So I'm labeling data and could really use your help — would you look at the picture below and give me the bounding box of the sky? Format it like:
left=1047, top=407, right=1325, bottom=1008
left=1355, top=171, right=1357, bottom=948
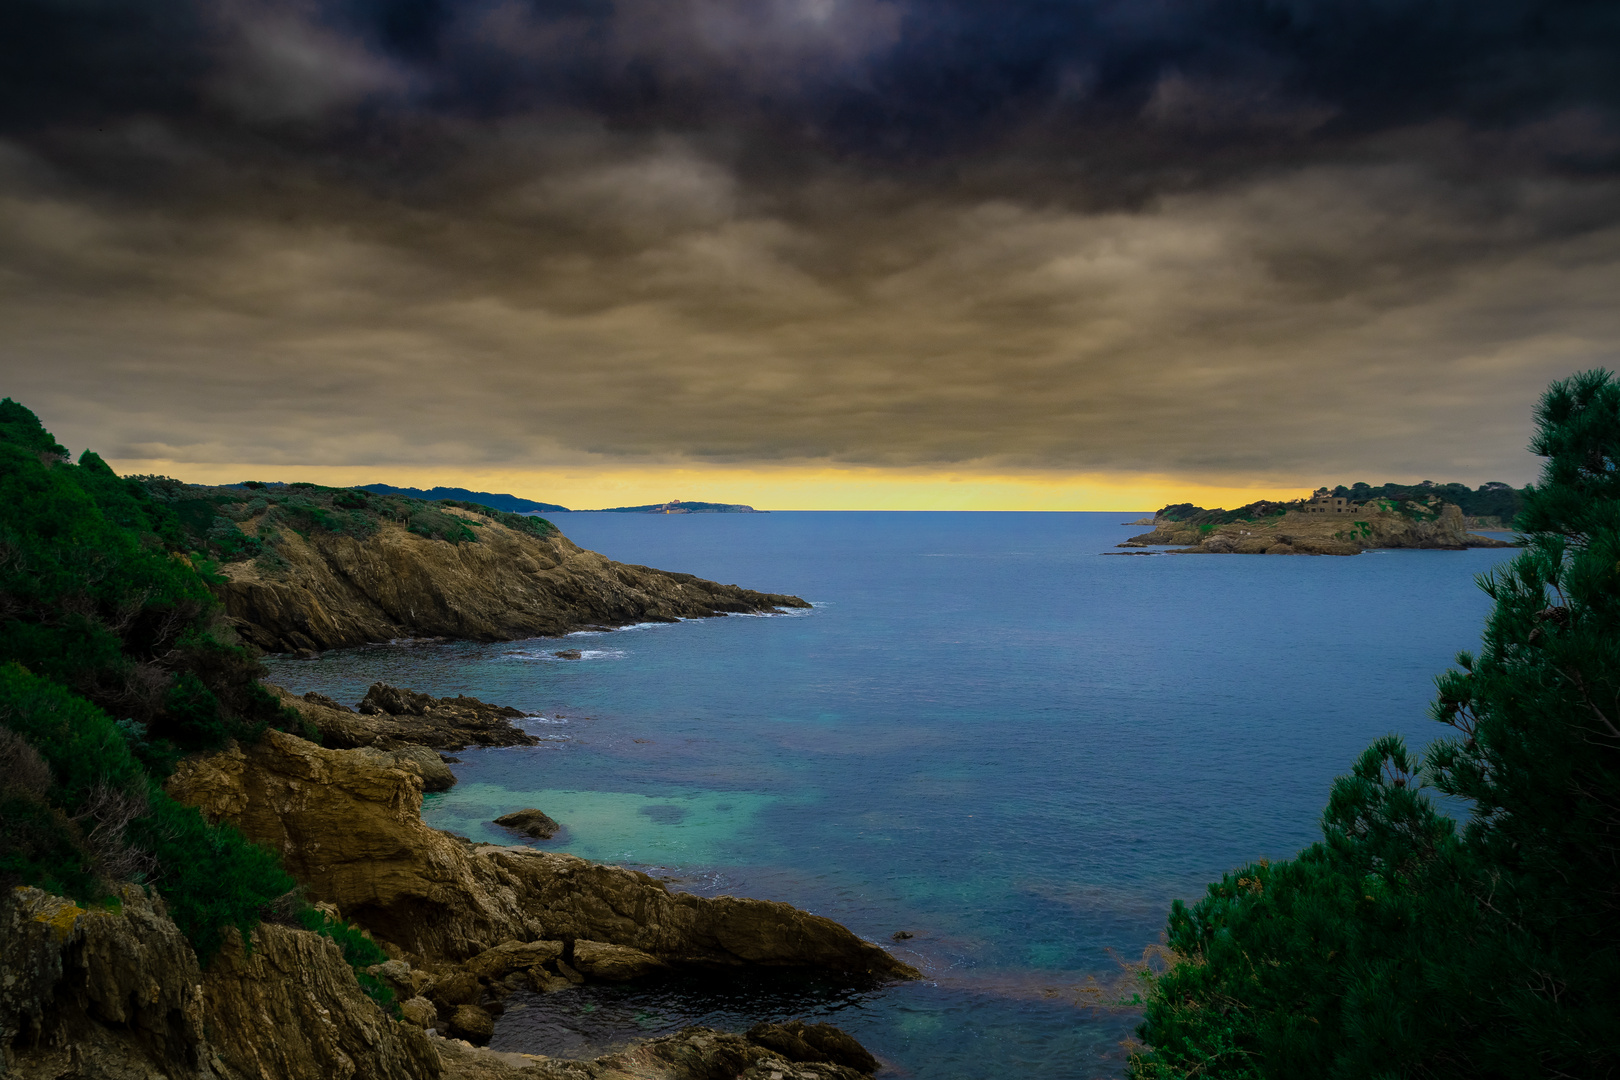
left=3, top=0, right=1619, bottom=509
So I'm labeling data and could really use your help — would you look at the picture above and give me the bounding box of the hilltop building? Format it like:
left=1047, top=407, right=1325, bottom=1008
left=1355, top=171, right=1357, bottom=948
left=1302, top=489, right=1359, bottom=515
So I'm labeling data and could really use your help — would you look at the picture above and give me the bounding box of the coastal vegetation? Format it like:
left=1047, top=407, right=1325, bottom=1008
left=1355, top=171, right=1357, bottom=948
left=132, top=475, right=558, bottom=570
left=1159, top=480, right=1526, bottom=529
left=0, top=400, right=395, bottom=993
left=1129, top=372, right=1620, bottom=1077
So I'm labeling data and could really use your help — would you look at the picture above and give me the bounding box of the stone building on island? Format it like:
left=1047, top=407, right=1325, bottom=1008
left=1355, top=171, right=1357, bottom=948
left=1301, top=488, right=1359, bottom=514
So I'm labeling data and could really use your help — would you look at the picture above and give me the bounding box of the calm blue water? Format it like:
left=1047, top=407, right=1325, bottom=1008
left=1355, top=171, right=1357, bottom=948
left=264, top=512, right=1519, bottom=1078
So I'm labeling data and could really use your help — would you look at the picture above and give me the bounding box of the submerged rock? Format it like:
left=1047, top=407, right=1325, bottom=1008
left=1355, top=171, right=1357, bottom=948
left=494, top=809, right=560, bottom=839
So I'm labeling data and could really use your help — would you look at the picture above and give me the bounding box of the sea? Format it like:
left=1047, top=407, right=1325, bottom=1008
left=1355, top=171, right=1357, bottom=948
left=262, top=511, right=1521, bottom=1079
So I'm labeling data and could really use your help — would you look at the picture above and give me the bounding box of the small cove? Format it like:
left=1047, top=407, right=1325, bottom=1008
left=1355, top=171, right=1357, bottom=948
left=266, top=511, right=1519, bottom=1078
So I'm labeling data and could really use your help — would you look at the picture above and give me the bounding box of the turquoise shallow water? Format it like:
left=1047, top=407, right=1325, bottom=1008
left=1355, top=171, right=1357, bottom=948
left=264, top=511, right=1519, bottom=1078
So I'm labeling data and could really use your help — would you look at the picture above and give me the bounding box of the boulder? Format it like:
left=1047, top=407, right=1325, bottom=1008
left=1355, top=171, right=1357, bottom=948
left=571, top=940, right=670, bottom=982
left=398, top=996, right=437, bottom=1028
left=448, top=1003, right=496, bottom=1044
left=464, top=939, right=564, bottom=980
left=392, top=744, right=458, bottom=791
left=493, top=809, right=560, bottom=839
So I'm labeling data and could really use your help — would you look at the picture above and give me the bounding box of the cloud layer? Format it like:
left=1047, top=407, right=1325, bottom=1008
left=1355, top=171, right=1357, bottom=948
left=3, top=0, right=1619, bottom=491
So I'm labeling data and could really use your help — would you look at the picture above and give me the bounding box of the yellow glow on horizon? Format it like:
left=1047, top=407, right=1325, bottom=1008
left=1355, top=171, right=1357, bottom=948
left=105, top=457, right=1319, bottom=512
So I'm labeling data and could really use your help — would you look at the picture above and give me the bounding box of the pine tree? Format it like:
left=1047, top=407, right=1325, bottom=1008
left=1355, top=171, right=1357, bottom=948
left=1131, top=371, right=1620, bottom=1078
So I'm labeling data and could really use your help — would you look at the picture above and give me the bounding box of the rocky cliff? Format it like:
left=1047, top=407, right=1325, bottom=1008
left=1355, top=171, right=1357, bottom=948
left=1, top=886, right=884, bottom=1080
left=0, top=885, right=439, bottom=1080
left=1120, top=502, right=1512, bottom=555
left=165, top=730, right=915, bottom=980
left=216, top=509, right=808, bottom=653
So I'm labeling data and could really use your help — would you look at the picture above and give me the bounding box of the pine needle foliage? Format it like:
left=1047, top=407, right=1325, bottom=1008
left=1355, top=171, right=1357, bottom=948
left=1131, top=371, right=1620, bottom=1079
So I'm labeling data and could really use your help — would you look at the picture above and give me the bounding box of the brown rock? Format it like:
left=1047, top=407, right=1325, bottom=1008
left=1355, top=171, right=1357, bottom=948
left=747, top=1021, right=880, bottom=1073
left=1, top=886, right=439, bottom=1080
left=449, top=1004, right=496, bottom=1044
left=212, top=511, right=810, bottom=654
left=399, top=996, right=438, bottom=1028
left=166, top=730, right=919, bottom=982
left=431, top=1024, right=880, bottom=1080
left=494, top=809, right=560, bottom=839
left=393, top=744, right=459, bottom=791
left=429, top=970, right=482, bottom=1009
left=284, top=683, right=539, bottom=752
left=464, top=940, right=565, bottom=980
left=571, top=940, right=670, bottom=982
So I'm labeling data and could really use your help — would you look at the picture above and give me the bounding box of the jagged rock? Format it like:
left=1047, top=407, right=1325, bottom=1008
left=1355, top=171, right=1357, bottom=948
left=494, top=809, right=560, bottom=839
left=448, top=1004, right=495, bottom=1044
left=213, top=512, right=810, bottom=654
left=204, top=921, right=441, bottom=1079
left=432, top=1025, right=879, bottom=1080
left=551, top=650, right=582, bottom=660
left=571, top=940, right=669, bottom=982
left=392, top=745, right=459, bottom=791
left=0, top=886, right=438, bottom=1080
left=428, top=970, right=482, bottom=1011
left=166, top=730, right=919, bottom=981
left=400, top=997, right=438, bottom=1028
left=284, top=684, right=539, bottom=752
left=746, top=1022, right=878, bottom=1073
left=464, top=940, right=564, bottom=980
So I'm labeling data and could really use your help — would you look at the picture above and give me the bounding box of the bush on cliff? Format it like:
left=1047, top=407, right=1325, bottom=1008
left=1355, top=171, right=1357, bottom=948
left=0, top=400, right=303, bottom=758
left=0, top=401, right=377, bottom=971
left=1131, top=371, right=1620, bottom=1079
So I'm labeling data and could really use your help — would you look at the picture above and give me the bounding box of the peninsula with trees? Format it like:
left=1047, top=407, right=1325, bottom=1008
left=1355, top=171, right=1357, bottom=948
left=1120, top=482, right=1520, bottom=555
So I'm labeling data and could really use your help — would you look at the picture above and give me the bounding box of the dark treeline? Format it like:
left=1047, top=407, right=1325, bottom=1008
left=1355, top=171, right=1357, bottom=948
left=1131, top=375, right=1620, bottom=1077
left=352, top=483, right=568, bottom=515
left=1327, top=480, right=1524, bottom=522
left=1160, top=480, right=1526, bottom=528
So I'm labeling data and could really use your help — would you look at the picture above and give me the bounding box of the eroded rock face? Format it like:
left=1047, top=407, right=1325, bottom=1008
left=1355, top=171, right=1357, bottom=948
left=165, top=730, right=918, bottom=982
left=204, top=922, right=442, bottom=1080
left=214, top=514, right=809, bottom=654
left=0, top=886, right=438, bottom=1080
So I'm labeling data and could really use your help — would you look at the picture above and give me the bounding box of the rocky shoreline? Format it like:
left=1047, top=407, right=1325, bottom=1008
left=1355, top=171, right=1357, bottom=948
left=1120, top=501, right=1513, bottom=556
left=216, top=508, right=810, bottom=654
left=2, top=683, right=914, bottom=1080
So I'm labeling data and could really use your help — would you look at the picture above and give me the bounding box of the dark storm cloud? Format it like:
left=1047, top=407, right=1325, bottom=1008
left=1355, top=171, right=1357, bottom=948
left=3, top=0, right=1620, bottom=483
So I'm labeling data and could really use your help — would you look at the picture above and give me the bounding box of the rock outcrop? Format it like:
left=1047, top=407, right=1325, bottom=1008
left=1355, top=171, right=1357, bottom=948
left=289, top=684, right=539, bottom=752
left=1120, top=502, right=1513, bottom=556
left=0, top=885, right=439, bottom=1080
left=494, top=810, right=561, bottom=840
left=216, top=511, right=809, bottom=653
left=433, top=1024, right=878, bottom=1080
left=165, top=730, right=918, bottom=983
left=1, top=888, right=884, bottom=1080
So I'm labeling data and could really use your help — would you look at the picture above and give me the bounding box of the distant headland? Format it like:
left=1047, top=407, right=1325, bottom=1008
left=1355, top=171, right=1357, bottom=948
left=585, top=498, right=762, bottom=514
left=1122, top=480, right=1523, bottom=555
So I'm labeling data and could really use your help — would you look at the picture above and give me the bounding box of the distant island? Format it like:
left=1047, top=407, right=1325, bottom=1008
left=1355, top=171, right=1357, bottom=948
left=1123, top=481, right=1521, bottom=555
left=587, top=498, right=762, bottom=514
